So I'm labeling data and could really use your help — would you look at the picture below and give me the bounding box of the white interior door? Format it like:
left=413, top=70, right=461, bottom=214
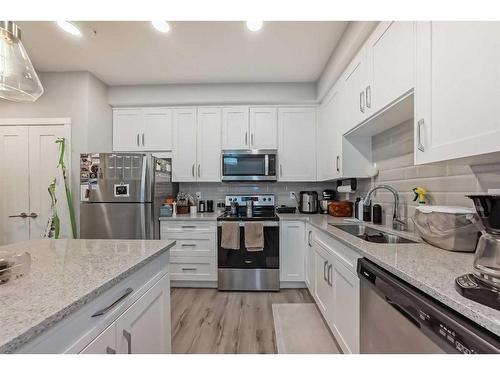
left=28, top=125, right=70, bottom=240
left=0, top=127, right=30, bottom=245
left=197, top=108, right=222, bottom=182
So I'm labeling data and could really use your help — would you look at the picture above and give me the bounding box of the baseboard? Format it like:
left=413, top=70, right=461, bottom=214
left=280, top=281, right=307, bottom=289
left=171, top=280, right=217, bottom=288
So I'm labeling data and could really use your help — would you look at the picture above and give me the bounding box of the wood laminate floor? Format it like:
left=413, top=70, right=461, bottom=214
left=171, top=288, right=314, bottom=354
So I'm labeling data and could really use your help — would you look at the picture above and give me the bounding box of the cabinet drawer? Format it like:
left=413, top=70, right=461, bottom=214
left=169, top=256, right=216, bottom=281
left=161, top=231, right=216, bottom=257
left=160, top=221, right=216, bottom=233
left=313, top=228, right=360, bottom=272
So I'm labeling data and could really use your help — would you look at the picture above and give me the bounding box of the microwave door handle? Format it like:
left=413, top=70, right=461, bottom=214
left=265, top=155, right=269, bottom=176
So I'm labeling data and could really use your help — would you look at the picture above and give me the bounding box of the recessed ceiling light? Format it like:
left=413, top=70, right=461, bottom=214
left=246, top=21, right=263, bottom=32
left=56, top=21, right=81, bottom=36
left=152, top=21, right=170, bottom=33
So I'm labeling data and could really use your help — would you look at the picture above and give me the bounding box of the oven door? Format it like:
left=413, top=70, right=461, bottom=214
left=221, top=151, right=276, bottom=181
left=218, top=221, right=279, bottom=269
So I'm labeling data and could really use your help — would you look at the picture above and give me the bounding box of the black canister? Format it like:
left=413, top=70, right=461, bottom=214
left=354, top=197, right=361, bottom=219
left=372, top=204, right=382, bottom=224
left=363, top=202, right=372, bottom=222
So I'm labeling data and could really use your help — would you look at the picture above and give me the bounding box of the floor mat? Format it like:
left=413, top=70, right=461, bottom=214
left=272, top=303, right=341, bottom=354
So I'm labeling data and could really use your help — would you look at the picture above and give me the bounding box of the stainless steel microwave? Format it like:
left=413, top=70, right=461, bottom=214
left=221, top=150, right=277, bottom=181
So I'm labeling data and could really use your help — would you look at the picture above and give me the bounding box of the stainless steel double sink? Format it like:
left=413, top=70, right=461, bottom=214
left=329, top=224, right=418, bottom=244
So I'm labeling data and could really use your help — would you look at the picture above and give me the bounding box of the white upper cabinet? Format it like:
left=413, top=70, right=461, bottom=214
left=222, top=106, right=249, bottom=149
left=113, top=109, right=143, bottom=151
left=366, top=21, right=415, bottom=114
left=318, top=82, right=343, bottom=181
left=142, top=108, right=173, bottom=151
left=415, top=21, right=500, bottom=164
left=249, top=107, right=278, bottom=149
left=172, top=108, right=198, bottom=182
left=173, top=107, right=222, bottom=182
left=278, top=107, right=317, bottom=181
left=342, top=48, right=369, bottom=132
left=197, top=108, right=222, bottom=182
left=113, top=108, right=173, bottom=152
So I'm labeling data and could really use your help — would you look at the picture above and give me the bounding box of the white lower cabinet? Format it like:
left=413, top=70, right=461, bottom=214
left=160, top=220, right=217, bottom=283
left=80, top=322, right=117, bottom=354
left=284, top=223, right=360, bottom=354
left=313, top=240, right=335, bottom=328
left=305, top=224, right=315, bottom=292
left=116, top=274, right=171, bottom=354
left=80, top=273, right=171, bottom=354
left=331, top=259, right=360, bottom=354
left=280, top=221, right=305, bottom=282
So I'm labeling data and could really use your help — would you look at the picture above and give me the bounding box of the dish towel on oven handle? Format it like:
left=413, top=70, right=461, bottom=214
left=221, top=222, right=240, bottom=250
left=244, top=222, right=264, bottom=252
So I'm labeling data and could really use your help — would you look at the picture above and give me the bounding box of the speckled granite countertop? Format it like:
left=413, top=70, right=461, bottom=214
left=278, top=213, right=500, bottom=338
left=0, top=239, right=174, bottom=353
left=159, top=212, right=220, bottom=221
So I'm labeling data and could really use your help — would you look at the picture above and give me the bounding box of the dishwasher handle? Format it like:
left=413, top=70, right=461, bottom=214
left=385, top=296, right=420, bottom=328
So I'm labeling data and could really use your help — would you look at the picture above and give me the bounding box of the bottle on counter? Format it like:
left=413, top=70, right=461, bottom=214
left=358, top=198, right=365, bottom=221
left=372, top=204, right=382, bottom=224
left=354, top=197, right=361, bottom=219
left=363, top=201, right=372, bottom=222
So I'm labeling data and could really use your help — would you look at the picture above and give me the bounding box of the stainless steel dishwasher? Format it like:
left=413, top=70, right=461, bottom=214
left=357, top=258, right=500, bottom=354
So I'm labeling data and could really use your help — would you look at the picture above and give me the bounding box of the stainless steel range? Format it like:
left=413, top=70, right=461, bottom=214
left=217, top=194, right=279, bottom=291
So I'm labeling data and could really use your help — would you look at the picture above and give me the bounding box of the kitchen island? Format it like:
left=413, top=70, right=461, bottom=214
left=0, top=239, right=175, bottom=354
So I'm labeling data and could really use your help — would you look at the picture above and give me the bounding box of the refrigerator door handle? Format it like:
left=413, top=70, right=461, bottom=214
left=139, top=154, right=148, bottom=202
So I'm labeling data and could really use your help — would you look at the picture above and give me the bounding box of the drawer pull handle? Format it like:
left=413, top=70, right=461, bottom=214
left=181, top=267, right=197, bottom=271
left=181, top=225, right=196, bottom=229
left=91, top=287, right=133, bottom=317
left=106, top=346, right=116, bottom=354
left=123, top=329, right=132, bottom=354
left=181, top=243, right=197, bottom=247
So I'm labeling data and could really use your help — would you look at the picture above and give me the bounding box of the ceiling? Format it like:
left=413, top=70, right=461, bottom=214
left=16, top=21, right=348, bottom=86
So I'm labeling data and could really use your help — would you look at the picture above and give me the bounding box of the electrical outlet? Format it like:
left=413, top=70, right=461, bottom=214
left=196, top=192, right=202, bottom=200
left=290, top=191, right=296, bottom=200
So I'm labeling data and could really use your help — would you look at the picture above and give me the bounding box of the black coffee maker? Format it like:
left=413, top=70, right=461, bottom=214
left=455, top=194, right=500, bottom=310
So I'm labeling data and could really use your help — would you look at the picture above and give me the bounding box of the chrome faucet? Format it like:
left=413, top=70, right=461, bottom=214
left=363, top=185, right=407, bottom=231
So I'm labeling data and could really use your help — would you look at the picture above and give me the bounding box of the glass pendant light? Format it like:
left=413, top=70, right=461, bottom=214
left=0, top=21, right=43, bottom=102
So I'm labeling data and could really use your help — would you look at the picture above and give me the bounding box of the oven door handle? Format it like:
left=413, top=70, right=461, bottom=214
left=217, top=221, right=279, bottom=227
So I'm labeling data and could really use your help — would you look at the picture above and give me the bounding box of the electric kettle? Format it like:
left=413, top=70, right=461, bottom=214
left=298, top=191, right=319, bottom=214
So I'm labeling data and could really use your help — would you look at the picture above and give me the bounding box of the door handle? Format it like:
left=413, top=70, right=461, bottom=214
left=360, top=92, right=365, bottom=113
left=136, top=133, right=140, bottom=147
left=142, top=133, right=145, bottom=147
left=280, top=164, right=283, bottom=177
left=417, top=119, right=425, bottom=152
left=323, top=261, right=328, bottom=282
left=336, top=156, right=340, bottom=173
left=123, top=329, right=132, bottom=354
left=198, top=164, right=201, bottom=178
left=245, top=132, right=248, bottom=145
left=327, top=264, right=333, bottom=286
left=91, top=287, right=133, bottom=317
left=192, top=164, right=195, bottom=177
left=307, top=230, right=312, bottom=247
left=9, top=212, right=28, bottom=218
left=251, top=133, right=254, bottom=146
left=365, top=85, right=371, bottom=109
left=29, top=212, right=38, bottom=218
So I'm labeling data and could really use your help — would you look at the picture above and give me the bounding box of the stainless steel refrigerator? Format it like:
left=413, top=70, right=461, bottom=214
left=80, top=153, right=178, bottom=239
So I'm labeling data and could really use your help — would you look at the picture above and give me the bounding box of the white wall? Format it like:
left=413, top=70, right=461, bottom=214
left=108, top=82, right=317, bottom=107
left=317, top=21, right=379, bottom=102
left=0, top=71, right=112, bottom=234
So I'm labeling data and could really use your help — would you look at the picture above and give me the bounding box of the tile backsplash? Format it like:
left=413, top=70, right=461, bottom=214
left=179, top=181, right=338, bottom=207
left=351, top=119, right=500, bottom=230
